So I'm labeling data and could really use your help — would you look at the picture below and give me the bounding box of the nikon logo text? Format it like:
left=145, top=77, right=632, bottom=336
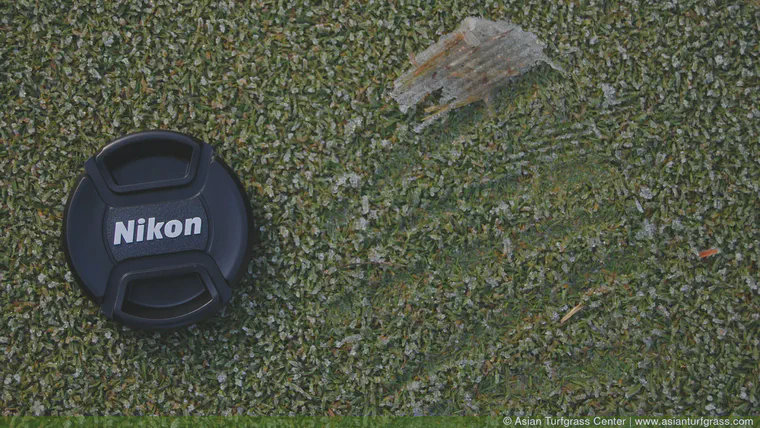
left=113, top=217, right=203, bottom=245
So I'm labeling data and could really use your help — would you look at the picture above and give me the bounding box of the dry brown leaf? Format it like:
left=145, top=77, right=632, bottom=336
left=699, top=248, right=719, bottom=259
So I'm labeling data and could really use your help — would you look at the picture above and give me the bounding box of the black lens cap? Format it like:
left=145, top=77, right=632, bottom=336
left=63, top=131, right=256, bottom=329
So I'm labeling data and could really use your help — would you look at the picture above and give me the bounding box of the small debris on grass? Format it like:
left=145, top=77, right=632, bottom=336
left=560, top=303, right=584, bottom=325
left=699, top=248, right=720, bottom=259
left=391, top=17, right=561, bottom=131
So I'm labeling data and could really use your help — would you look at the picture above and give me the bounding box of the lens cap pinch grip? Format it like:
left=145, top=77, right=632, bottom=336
left=62, top=130, right=256, bottom=330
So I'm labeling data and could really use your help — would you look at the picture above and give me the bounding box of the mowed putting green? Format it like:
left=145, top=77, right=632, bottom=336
left=1, top=0, right=759, bottom=416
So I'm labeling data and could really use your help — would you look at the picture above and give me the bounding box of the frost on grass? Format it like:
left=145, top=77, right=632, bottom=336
left=601, top=83, right=621, bottom=107
left=391, top=17, right=561, bottom=131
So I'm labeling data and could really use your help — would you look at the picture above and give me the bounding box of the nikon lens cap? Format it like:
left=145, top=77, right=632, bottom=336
left=63, top=131, right=255, bottom=329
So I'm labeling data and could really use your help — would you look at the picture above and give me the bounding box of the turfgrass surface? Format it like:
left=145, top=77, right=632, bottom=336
left=2, top=0, right=759, bottom=416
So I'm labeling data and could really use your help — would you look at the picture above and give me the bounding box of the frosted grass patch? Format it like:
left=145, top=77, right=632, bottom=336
left=391, top=17, right=561, bottom=131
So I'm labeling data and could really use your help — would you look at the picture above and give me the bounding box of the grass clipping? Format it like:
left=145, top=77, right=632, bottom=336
left=392, top=18, right=561, bottom=131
